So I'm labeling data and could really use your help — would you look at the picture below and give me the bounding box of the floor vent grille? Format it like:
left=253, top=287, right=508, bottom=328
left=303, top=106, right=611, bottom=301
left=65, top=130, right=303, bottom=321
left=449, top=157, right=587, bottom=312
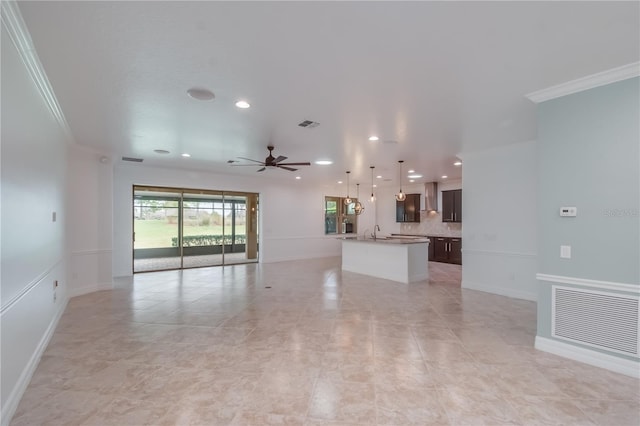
left=552, top=285, right=639, bottom=357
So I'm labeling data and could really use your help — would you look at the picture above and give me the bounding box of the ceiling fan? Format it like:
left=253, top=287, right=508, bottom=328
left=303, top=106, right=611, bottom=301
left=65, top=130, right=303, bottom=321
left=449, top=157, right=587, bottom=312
left=232, top=146, right=311, bottom=172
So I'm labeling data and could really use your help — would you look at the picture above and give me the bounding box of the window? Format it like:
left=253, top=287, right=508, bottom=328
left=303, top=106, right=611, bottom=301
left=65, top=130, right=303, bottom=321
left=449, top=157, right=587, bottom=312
left=324, top=196, right=358, bottom=235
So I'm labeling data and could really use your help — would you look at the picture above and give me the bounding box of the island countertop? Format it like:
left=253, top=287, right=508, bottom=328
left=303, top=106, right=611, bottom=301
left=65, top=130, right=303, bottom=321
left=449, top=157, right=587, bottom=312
left=338, top=236, right=429, bottom=244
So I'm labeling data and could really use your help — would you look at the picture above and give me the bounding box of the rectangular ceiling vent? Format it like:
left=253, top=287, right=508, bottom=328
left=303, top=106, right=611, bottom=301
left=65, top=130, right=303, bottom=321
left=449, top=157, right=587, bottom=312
left=122, top=156, right=144, bottom=163
left=552, top=285, right=639, bottom=357
left=298, top=120, right=320, bottom=128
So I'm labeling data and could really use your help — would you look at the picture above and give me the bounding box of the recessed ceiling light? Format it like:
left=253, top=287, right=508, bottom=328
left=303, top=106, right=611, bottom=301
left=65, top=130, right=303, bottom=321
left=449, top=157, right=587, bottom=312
left=181, top=153, right=191, bottom=157
left=337, top=180, right=343, bottom=184
left=408, top=169, right=415, bottom=173
left=235, top=100, right=251, bottom=109
left=454, top=161, right=462, bottom=166
left=368, top=136, right=379, bottom=141
left=315, top=160, right=333, bottom=165
left=154, top=149, right=170, bottom=154
left=408, top=174, right=422, bottom=179
left=187, top=88, right=215, bottom=101
left=442, top=175, right=448, bottom=179
left=295, top=176, right=301, bottom=180
left=409, top=180, right=415, bottom=183
left=376, top=175, right=382, bottom=179
left=373, top=184, right=377, bottom=188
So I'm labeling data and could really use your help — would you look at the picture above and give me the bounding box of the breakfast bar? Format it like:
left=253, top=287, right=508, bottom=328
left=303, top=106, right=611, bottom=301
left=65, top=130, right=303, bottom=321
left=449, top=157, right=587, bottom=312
left=341, top=237, right=429, bottom=284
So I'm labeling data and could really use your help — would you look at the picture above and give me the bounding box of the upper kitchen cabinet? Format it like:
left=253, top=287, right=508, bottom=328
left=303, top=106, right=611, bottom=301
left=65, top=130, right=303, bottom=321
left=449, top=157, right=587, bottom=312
left=442, top=189, right=462, bottom=223
left=396, top=193, right=421, bottom=223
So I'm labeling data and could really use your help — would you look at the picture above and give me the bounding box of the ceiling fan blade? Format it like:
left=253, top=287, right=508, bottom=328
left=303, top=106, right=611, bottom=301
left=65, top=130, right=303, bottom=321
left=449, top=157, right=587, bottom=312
left=237, top=157, right=265, bottom=164
left=273, top=155, right=288, bottom=163
left=231, top=164, right=266, bottom=166
left=277, top=162, right=311, bottom=166
left=256, top=167, right=266, bottom=172
left=278, top=165, right=297, bottom=171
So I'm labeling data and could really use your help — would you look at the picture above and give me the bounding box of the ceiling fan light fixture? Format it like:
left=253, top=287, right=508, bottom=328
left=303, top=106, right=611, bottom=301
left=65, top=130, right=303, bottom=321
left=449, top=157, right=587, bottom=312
left=395, top=160, right=406, bottom=202
left=235, top=100, right=251, bottom=109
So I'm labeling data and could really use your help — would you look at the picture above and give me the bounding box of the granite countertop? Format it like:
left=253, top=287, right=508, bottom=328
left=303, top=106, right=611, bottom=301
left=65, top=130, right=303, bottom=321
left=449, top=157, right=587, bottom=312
left=392, top=233, right=462, bottom=238
left=339, top=236, right=430, bottom=245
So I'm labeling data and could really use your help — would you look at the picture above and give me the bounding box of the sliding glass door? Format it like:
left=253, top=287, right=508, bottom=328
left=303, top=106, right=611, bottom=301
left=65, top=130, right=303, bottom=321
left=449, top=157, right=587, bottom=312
left=133, top=186, right=258, bottom=273
left=133, top=190, right=182, bottom=272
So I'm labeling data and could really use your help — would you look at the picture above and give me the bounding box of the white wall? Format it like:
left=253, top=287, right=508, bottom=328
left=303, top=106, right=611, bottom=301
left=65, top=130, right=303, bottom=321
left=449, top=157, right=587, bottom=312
left=460, top=140, right=538, bottom=301
left=67, top=146, right=114, bottom=296
left=0, top=24, right=69, bottom=423
left=113, top=165, right=343, bottom=276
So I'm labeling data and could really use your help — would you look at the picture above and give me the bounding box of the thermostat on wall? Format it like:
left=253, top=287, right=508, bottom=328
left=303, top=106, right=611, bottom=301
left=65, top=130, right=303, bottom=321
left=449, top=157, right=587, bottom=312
left=560, top=207, right=577, bottom=217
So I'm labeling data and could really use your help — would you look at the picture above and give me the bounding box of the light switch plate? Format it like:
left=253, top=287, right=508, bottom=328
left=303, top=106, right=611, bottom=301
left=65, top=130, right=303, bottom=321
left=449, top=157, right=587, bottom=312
left=560, top=245, right=571, bottom=259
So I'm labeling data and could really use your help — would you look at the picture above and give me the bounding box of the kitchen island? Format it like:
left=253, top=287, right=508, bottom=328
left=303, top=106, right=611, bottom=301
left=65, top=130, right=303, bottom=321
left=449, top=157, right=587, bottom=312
left=341, top=237, right=429, bottom=283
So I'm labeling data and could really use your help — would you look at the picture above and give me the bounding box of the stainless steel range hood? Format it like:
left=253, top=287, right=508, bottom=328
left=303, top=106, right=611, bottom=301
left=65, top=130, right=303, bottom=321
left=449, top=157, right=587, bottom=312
left=424, top=182, right=438, bottom=212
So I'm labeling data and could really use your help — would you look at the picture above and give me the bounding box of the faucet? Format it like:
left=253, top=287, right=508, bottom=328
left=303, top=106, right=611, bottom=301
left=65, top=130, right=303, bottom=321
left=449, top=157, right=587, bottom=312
left=372, top=225, right=381, bottom=240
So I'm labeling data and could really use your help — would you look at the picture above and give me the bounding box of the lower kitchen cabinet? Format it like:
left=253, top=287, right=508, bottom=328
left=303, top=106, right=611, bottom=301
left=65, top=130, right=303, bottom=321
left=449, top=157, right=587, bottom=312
left=429, top=236, right=462, bottom=265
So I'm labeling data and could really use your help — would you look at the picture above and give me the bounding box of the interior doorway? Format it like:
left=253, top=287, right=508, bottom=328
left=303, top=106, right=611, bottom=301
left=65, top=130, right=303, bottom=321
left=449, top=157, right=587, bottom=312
left=133, top=186, right=259, bottom=273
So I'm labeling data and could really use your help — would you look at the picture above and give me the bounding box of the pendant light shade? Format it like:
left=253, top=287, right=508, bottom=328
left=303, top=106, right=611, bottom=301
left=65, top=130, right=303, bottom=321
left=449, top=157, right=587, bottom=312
left=370, top=166, right=376, bottom=202
left=395, top=160, right=406, bottom=202
left=354, top=183, right=364, bottom=215
left=344, top=171, right=352, bottom=205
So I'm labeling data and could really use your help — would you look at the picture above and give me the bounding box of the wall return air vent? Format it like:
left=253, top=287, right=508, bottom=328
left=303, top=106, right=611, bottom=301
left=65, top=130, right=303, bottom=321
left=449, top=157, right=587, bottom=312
left=122, top=156, right=144, bottom=163
left=298, top=120, right=320, bottom=128
left=552, top=285, right=639, bottom=357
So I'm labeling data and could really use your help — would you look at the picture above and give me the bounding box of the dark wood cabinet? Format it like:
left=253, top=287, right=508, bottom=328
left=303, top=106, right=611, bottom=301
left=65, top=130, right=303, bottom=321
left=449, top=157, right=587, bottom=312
left=442, top=189, right=462, bottom=223
left=396, top=193, right=421, bottom=223
left=429, top=236, right=462, bottom=265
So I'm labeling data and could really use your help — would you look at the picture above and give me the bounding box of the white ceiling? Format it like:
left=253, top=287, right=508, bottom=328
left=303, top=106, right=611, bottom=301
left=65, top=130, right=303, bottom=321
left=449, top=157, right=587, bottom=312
left=18, top=1, right=640, bottom=185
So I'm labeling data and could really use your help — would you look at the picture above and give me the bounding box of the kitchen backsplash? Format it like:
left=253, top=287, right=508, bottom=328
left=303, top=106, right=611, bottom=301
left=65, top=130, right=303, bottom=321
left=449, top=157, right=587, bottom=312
left=399, top=211, right=462, bottom=237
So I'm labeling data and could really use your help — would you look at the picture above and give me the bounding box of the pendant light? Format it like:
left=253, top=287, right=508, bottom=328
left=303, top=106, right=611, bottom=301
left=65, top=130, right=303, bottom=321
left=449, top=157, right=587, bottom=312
left=395, top=160, right=406, bottom=202
left=354, top=183, right=364, bottom=215
left=344, top=171, right=352, bottom=205
left=370, top=166, right=376, bottom=202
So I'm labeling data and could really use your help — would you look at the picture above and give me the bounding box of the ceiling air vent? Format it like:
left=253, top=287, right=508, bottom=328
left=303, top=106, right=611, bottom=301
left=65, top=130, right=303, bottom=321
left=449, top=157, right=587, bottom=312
left=122, top=156, right=143, bottom=163
left=298, top=120, right=320, bottom=128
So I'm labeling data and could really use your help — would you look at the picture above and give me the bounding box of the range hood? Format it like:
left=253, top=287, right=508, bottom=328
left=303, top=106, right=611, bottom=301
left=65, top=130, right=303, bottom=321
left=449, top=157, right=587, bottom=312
left=424, top=182, right=438, bottom=212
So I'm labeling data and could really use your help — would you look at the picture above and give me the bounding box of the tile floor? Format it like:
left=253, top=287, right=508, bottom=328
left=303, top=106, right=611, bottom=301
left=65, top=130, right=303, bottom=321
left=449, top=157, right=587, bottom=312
left=11, top=258, right=640, bottom=425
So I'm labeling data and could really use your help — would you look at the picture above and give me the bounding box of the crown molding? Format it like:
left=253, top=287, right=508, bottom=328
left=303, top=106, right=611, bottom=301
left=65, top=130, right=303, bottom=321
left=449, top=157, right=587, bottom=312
left=526, top=62, right=640, bottom=103
left=1, top=1, right=74, bottom=143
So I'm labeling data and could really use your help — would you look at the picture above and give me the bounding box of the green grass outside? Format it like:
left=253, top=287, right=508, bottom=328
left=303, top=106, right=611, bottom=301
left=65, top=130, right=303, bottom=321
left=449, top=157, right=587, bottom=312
left=134, top=219, right=247, bottom=249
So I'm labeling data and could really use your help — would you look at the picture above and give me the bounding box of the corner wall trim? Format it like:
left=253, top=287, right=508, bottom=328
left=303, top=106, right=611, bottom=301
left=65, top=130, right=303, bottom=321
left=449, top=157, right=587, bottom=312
left=461, top=279, right=537, bottom=302
left=536, top=273, right=639, bottom=294
left=463, top=249, right=536, bottom=259
left=0, top=258, right=63, bottom=314
left=535, top=336, right=639, bottom=378
left=0, top=296, right=69, bottom=426
left=525, top=62, right=640, bottom=103
left=0, top=1, right=74, bottom=144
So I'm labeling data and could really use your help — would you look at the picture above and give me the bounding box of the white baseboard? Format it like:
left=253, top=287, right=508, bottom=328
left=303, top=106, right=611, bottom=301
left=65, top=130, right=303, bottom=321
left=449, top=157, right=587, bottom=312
left=462, top=279, right=537, bottom=302
left=535, top=336, right=640, bottom=378
left=1, top=296, right=69, bottom=426
left=68, top=282, right=113, bottom=298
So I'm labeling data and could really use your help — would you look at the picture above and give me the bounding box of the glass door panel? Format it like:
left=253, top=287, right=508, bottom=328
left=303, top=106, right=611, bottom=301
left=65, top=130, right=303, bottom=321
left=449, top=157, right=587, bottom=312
left=133, top=188, right=182, bottom=272
left=223, top=193, right=259, bottom=265
left=182, top=192, right=224, bottom=268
